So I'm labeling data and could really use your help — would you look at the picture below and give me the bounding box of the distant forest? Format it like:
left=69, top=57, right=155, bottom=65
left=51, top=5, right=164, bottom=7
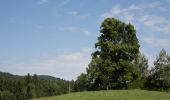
left=0, top=18, right=170, bottom=100
left=0, top=71, right=76, bottom=100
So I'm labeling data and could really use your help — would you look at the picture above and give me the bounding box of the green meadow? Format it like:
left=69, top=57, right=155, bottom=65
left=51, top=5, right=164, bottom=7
left=32, top=90, right=170, bottom=100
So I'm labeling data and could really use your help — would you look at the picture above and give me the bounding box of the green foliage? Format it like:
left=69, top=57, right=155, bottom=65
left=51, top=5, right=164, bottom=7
left=26, top=73, right=31, bottom=84
left=0, top=91, right=16, bottom=100
left=0, top=73, right=70, bottom=100
left=136, top=53, right=149, bottom=79
left=154, top=49, right=170, bottom=87
left=128, top=79, right=145, bottom=89
left=87, top=18, right=140, bottom=90
left=75, top=73, right=88, bottom=91
left=26, top=83, right=35, bottom=99
left=145, top=49, right=170, bottom=90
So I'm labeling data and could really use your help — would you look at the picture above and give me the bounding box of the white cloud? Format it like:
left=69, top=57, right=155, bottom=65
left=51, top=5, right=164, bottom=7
left=68, top=11, right=78, bottom=16
left=143, top=36, right=170, bottom=47
left=60, top=26, right=92, bottom=36
left=82, top=48, right=93, bottom=53
left=146, top=1, right=161, bottom=8
left=83, top=30, right=91, bottom=36
left=101, top=5, right=138, bottom=24
left=141, top=36, right=170, bottom=67
left=101, top=1, right=162, bottom=19
left=0, top=49, right=92, bottom=80
left=122, top=12, right=134, bottom=23
left=101, top=5, right=139, bottom=19
left=67, top=11, right=90, bottom=19
left=139, top=14, right=170, bottom=33
left=140, top=48, right=155, bottom=67
left=38, top=0, right=48, bottom=4
left=59, top=0, right=70, bottom=7
left=101, top=1, right=170, bottom=34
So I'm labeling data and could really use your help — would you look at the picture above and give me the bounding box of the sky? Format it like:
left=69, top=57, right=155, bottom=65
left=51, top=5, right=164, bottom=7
left=0, top=0, right=170, bottom=80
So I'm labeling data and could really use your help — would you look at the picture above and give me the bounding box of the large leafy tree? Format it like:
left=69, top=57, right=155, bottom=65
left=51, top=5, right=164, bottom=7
left=87, top=18, right=140, bottom=89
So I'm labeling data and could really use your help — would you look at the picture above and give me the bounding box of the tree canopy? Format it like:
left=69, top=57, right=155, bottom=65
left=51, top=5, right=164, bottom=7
left=87, top=18, right=140, bottom=90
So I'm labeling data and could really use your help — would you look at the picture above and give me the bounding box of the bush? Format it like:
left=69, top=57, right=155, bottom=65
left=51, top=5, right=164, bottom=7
left=0, top=91, right=16, bottom=100
left=128, top=79, right=145, bottom=89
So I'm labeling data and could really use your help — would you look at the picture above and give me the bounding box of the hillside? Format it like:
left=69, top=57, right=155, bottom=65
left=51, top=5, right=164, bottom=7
left=0, top=71, right=70, bottom=99
left=38, top=75, right=65, bottom=81
left=31, top=90, right=170, bottom=100
left=0, top=71, right=65, bottom=81
left=0, top=71, right=21, bottom=78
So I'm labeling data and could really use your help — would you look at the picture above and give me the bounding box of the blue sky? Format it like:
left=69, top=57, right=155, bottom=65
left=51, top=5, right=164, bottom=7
left=0, top=0, right=170, bottom=80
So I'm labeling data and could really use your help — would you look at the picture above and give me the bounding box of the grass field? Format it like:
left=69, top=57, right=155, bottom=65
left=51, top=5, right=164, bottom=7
left=31, top=90, right=170, bottom=100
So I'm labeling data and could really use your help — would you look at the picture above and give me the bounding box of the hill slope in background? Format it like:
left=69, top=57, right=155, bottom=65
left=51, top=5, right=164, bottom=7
left=0, top=71, right=70, bottom=99
left=0, top=71, right=22, bottom=79
left=38, top=75, right=65, bottom=81
left=0, top=71, right=66, bottom=81
left=32, top=90, right=170, bottom=100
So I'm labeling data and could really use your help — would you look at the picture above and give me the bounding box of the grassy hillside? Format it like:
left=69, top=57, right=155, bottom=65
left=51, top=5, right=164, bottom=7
left=31, top=90, right=170, bottom=100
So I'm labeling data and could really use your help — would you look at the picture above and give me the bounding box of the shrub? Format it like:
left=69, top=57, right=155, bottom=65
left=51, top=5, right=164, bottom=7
left=0, top=91, right=16, bottom=100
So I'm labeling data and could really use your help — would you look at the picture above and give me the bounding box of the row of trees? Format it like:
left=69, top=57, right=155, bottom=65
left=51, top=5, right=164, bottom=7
left=145, top=49, right=170, bottom=90
left=0, top=74, right=71, bottom=100
left=75, top=18, right=170, bottom=91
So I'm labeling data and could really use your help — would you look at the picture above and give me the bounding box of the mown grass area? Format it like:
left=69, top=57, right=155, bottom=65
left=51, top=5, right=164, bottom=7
left=31, top=89, right=170, bottom=100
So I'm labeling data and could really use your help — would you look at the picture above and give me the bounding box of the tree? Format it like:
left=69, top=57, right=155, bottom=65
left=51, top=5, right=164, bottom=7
left=33, top=74, right=38, bottom=84
left=15, top=81, right=26, bottom=100
left=26, top=73, right=31, bottom=84
left=75, top=73, right=88, bottom=91
left=68, top=80, right=75, bottom=93
left=87, top=18, right=140, bottom=90
left=145, top=49, right=170, bottom=90
left=0, top=91, right=16, bottom=100
left=154, top=49, right=170, bottom=88
left=26, top=83, right=34, bottom=99
left=136, top=53, right=149, bottom=79
left=0, top=72, right=70, bottom=99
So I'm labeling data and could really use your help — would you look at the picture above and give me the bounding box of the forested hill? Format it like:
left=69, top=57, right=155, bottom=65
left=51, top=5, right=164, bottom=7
left=0, top=71, right=72, bottom=100
left=38, top=75, right=65, bottom=81
left=0, top=71, right=65, bottom=81
left=0, top=71, right=20, bottom=78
